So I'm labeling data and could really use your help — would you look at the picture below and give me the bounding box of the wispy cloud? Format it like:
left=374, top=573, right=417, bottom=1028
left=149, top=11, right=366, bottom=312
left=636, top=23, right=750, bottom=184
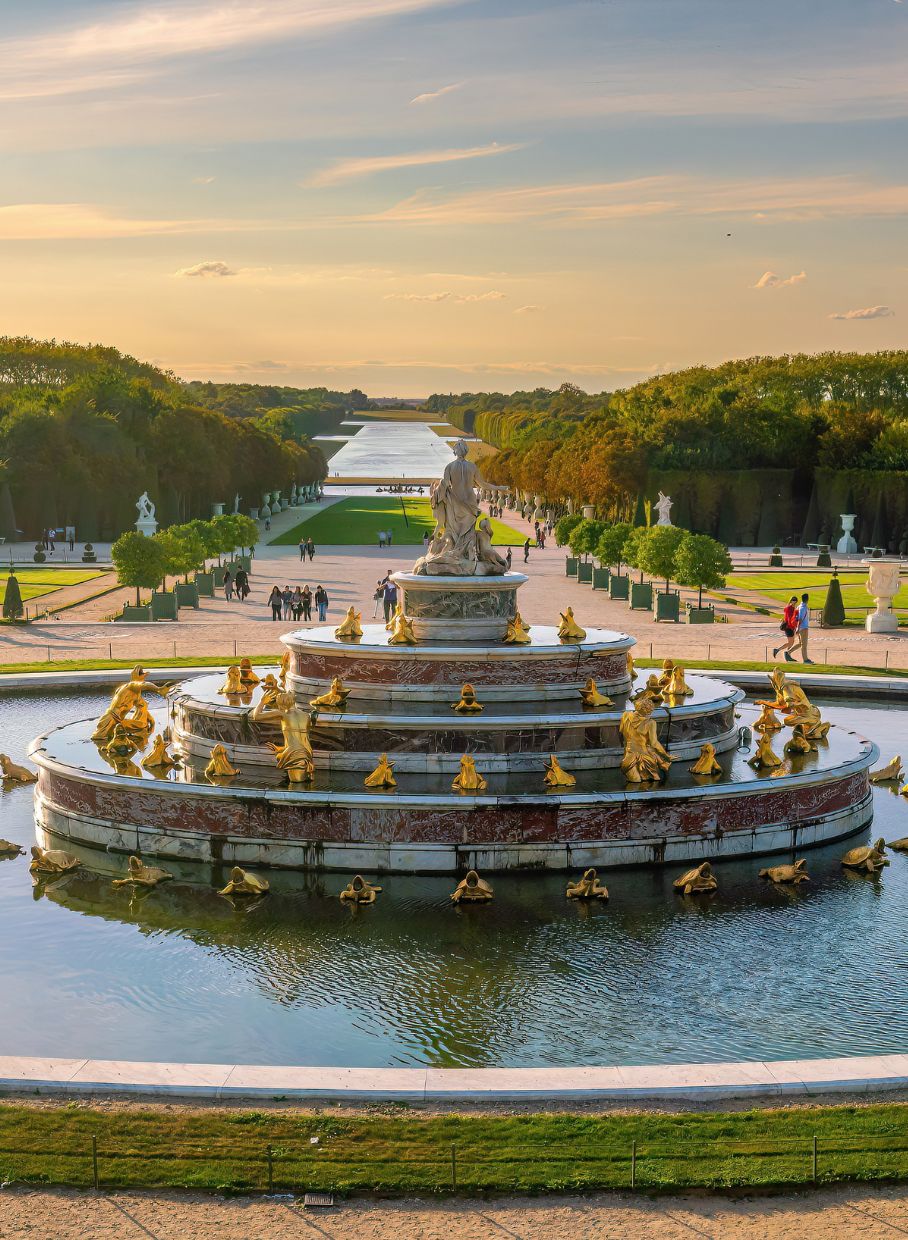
left=192, top=176, right=216, bottom=185
left=753, top=270, right=807, bottom=289
left=308, top=141, right=523, bottom=187
left=514, top=304, right=542, bottom=314
left=384, top=290, right=506, bottom=303
left=409, top=82, right=464, bottom=105
left=829, top=305, right=895, bottom=320
left=175, top=260, right=237, bottom=278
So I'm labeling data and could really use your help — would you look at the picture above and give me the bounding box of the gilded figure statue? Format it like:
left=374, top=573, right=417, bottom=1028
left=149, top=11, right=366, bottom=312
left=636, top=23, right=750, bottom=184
left=748, top=734, right=783, bottom=770
left=543, top=755, right=576, bottom=787
left=757, top=667, right=788, bottom=709
left=219, top=665, right=245, bottom=696
left=690, top=744, right=722, bottom=776
left=219, top=867, right=269, bottom=897
left=753, top=704, right=783, bottom=735
left=112, top=856, right=173, bottom=889
left=205, top=744, right=239, bottom=779
left=657, top=659, right=675, bottom=689
left=673, top=862, right=717, bottom=895
left=452, top=755, right=487, bottom=792
left=253, top=690, right=315, bottom=783
left=665, top=666, right=694, bottom=698
left=566, top=868, right=609, bottom=900
left=841, top=839, right=888, bottom=873
left=452, top=684, right=483, bottom=713
left=279, top=650, right=292, bottom=686
left=29, top=846, right=80, bottom=876
left=451, top=869, right=494, bottom=903
left=385, top=601, right=402, bottom=631
left=759, top=859, right=809, bottom=884
left=91, top=666, right=167, bottom=744
left=504, top=613, right=531, bottom=644
left=619, top=697, right=675, bottom=782
left=364, top=754, right=396, bottom=788
left=557, top=607, right=586, bottom=641
left=871, top=756, right=903, bottom=783
left=0, top=839, right=24, bottom=856
left=635, top=675, right=664, bottom=707
left=0, top=755, right=37, bottom=785
left=339, top=874, right=382, bottom=904
left=579, top=679, right=613, bottom=709
left=141, top=736, right=180, bottom=772
left=781, top=689, right=829, bottom=742
left=387, top=611, right=418, bottom=645
left=239, top=658, right=260, bottom=688
left=310, top=677, right=350, bottom=709
left=335, top=607, right=363, bottom=640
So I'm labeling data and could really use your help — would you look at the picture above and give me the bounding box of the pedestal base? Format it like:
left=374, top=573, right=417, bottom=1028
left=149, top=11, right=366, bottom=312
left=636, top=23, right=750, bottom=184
left=866, top=610, right=899, bottom=633
left=135, top=518, right=158, bottom=538
left=392, top=572, right=528, bottom=641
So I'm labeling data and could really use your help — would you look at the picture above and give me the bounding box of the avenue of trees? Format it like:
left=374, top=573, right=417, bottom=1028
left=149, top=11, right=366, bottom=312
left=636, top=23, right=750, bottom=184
left=0, top=339, right=343, bottom=542
left=111, top=514, right=258, bottom=606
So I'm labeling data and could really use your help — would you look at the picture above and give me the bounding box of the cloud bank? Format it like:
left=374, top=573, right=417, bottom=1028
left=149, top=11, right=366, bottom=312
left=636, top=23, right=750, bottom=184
left=829, top=305, right=895, bottom=320
left=753, top=270, right=807, bottom=289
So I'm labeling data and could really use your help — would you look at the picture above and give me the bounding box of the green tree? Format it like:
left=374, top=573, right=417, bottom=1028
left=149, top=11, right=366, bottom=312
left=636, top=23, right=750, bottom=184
left=823, top=570, right=846, bottom=627
left=568, top=518, right=606, bottom=559
left=674, top=533, right=733, bottom=608
left=595, top=522, right=633, bottom=573
left=636, top=525, right=685, bottom=592
left=111, top=532, right=166, bottom=606
left=2, top=573, right=23, bottom=621
left=154, top=525, right=206, bottom=583
left=622, top=525, right=649, bottom=578
left=554, top=513, right=583, bottom=546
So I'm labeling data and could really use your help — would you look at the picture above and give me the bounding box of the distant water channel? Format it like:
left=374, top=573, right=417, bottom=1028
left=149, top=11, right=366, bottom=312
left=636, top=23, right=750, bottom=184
left=2, top=690, right=907, bottom=1069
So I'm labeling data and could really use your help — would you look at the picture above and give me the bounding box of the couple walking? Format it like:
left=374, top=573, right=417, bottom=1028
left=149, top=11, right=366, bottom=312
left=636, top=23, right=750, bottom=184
left=774, top=593, right=813, bottom=664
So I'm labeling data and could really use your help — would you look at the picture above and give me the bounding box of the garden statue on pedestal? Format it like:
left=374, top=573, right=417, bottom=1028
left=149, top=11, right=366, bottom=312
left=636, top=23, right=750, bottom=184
left=134, top=492, right=158, bottom=537
left=655, top=492, right=673, bottom=526
left=413, top=440, right=508, bottom=576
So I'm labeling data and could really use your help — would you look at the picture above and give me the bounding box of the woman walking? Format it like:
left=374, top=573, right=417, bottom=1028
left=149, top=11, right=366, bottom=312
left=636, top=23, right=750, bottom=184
left=315, top=585, right=329, bottom=622
left=281, top=585, right=293, bottom=620
left=267, top=585, right=282, bottom=620
left=773, top=595, right=800, bottom=662
left=301, top=584, right=312, bottom=621
left=291, top=586, right=303, bottom=622
left=223, top=570, right=234, bottom=602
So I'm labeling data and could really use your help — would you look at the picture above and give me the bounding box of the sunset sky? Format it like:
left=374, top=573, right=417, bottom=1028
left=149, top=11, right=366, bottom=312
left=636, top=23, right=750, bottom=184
left=2, top=0, right=906, bottom=396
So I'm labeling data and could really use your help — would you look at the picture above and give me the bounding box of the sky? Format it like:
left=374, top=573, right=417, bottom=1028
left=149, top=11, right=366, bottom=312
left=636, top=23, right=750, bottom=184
left=1, top=0, right=906, bottom=397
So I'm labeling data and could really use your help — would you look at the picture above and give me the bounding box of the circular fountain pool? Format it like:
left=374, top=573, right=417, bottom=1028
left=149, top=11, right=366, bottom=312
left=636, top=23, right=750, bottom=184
left=2, top=688, right=907, bottom=1070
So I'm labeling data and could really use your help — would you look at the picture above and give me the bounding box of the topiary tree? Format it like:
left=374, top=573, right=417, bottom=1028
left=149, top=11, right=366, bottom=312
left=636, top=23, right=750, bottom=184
left=231, top=513, right=259, bottom=555
left=595, top=522, right=633, bottom=574
left=674, top=532, right=733, bottom=609
left=568, top=518, right=606, bottom=560
left=154, top=525, right=206, bottom=584
left=632, top=491, right=647, bottom=528
left=823, top=569, right=846, bottom=627
left=2, top=572, right=23, bottom=621
left=636, top=525, right=685, bottom=593
left=111, top=531, right=167, bottom=607
left=554, top=512, right=583, bottom=547
left=187, top=518, right=221, bottom=563
left=622, top=525, right=649, bottom=579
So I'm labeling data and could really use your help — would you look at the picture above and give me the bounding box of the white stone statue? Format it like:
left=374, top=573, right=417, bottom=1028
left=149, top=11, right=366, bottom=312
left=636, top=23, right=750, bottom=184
left=655, top=492, right=673, bottom=526
left=233, top=493, right=241, bottom=514
left=837, top=514, right=857, bottom=555
left=136, top=492, right=156, bottom=522
left=413, top=440, right=506, bottom=577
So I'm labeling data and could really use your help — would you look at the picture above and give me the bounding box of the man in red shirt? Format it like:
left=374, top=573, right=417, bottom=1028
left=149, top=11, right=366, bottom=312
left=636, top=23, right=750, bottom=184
left=773, top=595, right=800, bottom=662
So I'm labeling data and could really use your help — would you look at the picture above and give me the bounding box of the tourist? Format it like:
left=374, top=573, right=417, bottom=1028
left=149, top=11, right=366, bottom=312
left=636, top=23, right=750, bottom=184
left=506, top=547, right=512, bottom=569
left=315, top=585, right=329, bottom=621
left=268, top=585, right=282, bottom=620
left=523, top=537, right=531, bottom=564
left=223, top=570, right=234, bottom=602
left=298, top=538, right=306, bottom=561
left=538, top=529, right=546, bottom=549
left=301, top=584, right=312, bottom=621
left=773, top=595, right=800, bottom=662
left=234, top=567, right=250, bottom=601
left=306, top=537, right=315, bottom=561
left=264, top=516, right=271, bottom=532
left=281, top=585, right=293, bottom=620
left=382, top=575, right=398, bottom=622
left=291, top=585, right=303, bottom=621
left=796, top=592, right=812, bottom=664
left=422, top=530, right=430, bottom=549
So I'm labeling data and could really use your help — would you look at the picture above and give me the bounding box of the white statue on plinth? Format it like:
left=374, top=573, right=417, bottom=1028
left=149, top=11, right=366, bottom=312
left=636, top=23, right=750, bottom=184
left=837, top=514, right=857, bottom=554
left=655, top=492, right=673, bottom=526
left=413, top=440, right=507, bottom=576
left=135, top=492, right=158, bottom=537
left=865, top=559, right=901, bottom=633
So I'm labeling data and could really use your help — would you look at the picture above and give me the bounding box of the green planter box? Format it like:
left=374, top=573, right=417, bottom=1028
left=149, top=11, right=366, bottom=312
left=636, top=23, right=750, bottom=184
left=592, top=567, right=610, bottom=590
left=565, top=557, right=578, bottom=577
left=150, top=591, right=178, bottom=621
left=175, top=581, right=200, bottom=609
left=769, top=554, right=783, bottom=567
left=688, top=605, right=716, bottom=624
left=236, top=554, right=252, bottom=572
left=212, top=566, right=227, bottom=588
left=119, top=605, right=152, bottom=623
left=654, top=590, right=680, bottom=622
left=577, top=561, right=593, bottom=584
left=629, top=581, right=653, bottom=610
left=608, top=574, right=629, bottom=600
left=195, top=571, right=215, bottom=598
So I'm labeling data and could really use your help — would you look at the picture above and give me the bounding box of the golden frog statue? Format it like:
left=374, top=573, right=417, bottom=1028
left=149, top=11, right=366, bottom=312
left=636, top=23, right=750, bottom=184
left=784, top=728, right=814, bottom=756
left=673, top=862, right=717, bottom=895
left=635, top=675, right=664, bottom=707
left=657, top=658, right=676, bottom=688
left=566, top=868, right=609, bottom=900
left=387, top=611, right=418, bottom=645
left=253, top=690, right=314, bottom=783
left=543, top=755, right=576, bottom=787
left=452, top=755, right=487, bottom=792
left=112, top=855, right=173, bottom=889
left=841, top=839, right=889, bottom=873
left=279, top=650, right=292, bottom=686
left=385, top=601, right=402, bottom=631
left=103, top=724, right=140, bottom=761
left=141, top=736, right=180, bottom=772
left=627, top=651, right=637, bottom=681
left=219, top=665, right=245, bottom=696
left=753, top=704, right=783, bottom=735
left=557, top=607, right=586, bottom=641
left=871, top=755, right=903, bottom=783
left=760, top=859, right=809, bottom=884
left=619, top=697, right=675, bottom=783
left=91, top=666, right=167, bottom=744
left=335, top=607, right=364, bottom=640
left=205, top=744, right=239, bottom=779
left=238, top=658, right=260, bottom=688
left=310, top=676, right=350, bottom=709
left=219, top=867, right=269, bottom=897
left=0, top=754, right=37, bottom=785
left=503, top=613, right=532, bottom=644
left=452, top=683, right=483, bottom=713
left=364, top=754, right=396, bottom=788
left=29, top=846, right=80, bottom=876
left=579, top=678, right=613, bottom=709
left=451, top=869, right=493, bottom=903
left=665, top=665, right=694, bottom=698
left=748, top=734, right=783, bottom=770
left=690, top=743, right=722, bottom=777
left=339, top=874, right=382, bottom=904
left=257, top=674, right=282, bottom=710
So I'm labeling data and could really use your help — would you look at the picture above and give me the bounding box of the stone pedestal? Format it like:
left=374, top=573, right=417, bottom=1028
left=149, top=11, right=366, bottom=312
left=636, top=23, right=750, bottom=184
left=212, top=502, right=225, bottom=517
left=865, top=559, right=901, bottom=632
left=392, top=572, right=528, bottom=641
left=135, top=517, right=158, bottom=538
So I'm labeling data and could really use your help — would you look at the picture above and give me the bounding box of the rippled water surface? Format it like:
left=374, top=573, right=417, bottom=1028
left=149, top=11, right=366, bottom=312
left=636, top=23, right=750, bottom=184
left=2, top=690, right=907, bottom=1068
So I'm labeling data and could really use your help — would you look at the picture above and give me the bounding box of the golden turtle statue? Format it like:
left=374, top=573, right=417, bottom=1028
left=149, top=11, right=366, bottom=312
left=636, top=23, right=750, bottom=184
left=543, top=755, right=576, bottom=788
left=335, top=607, right=364, bottom=640
left=557, top=607, right=586, bottom=641
left=451, top=869, right=493, bottom=903
left=690, top=744, right=722, bottom=777
left=673, top=862, right=717, bottom=895
left=364, top=754, right=396, bottom=788
left=0, top=839, right=24, bottom=856
left=759, top=859, right=809, bottom=884
left=219, top=867, right=269, bottom=897
left=579, top=678, right=613, bottom=709
left=748, top=734, right=783, bottom=771
left=205, top=745, right=239, bottom=779
left=112, top=855, right=173, bottom=889
left=871, top=756, right=903, bottom=784
left=452, top=755, right=487, bottom=792
left=311, top=676, right=350, bottom=710
left=29, top=846, right=80, bottom=876
left=889, top=837, right=908, bottom=852
left=566, top=868, right=609, bottom=901
left=452, top=684, right=483, bottom=713
left=339, top=874, right=382, bottom=904
left=0, top=754, right=37, bottom=785
left=841, top=839, right=889, bottom=873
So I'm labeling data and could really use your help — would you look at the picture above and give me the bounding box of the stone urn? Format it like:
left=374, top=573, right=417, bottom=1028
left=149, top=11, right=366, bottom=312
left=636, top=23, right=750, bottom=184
left=865, top=559, right=901, bottom=632
left=837, top=514, right=857, bottom=554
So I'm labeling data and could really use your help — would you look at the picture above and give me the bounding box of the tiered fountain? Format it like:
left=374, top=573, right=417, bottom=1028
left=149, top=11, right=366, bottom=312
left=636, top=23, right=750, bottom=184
left=30, top=443, right=876, bottom=874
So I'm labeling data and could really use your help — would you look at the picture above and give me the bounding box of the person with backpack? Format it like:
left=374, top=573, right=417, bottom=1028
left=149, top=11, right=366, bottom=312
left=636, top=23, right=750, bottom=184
left=234, top=567, right=249, bottom=601
left=773, top=595, right=800, bottom=662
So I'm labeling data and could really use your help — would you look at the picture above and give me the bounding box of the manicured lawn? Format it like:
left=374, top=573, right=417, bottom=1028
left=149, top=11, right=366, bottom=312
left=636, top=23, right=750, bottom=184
left=271, top=497, right=525, bottom=546
left=2, top=1101, right=908, bottom=1194
left=728, top=570, right=908, bottom=619
left=0, top=567, right=103, bottom=604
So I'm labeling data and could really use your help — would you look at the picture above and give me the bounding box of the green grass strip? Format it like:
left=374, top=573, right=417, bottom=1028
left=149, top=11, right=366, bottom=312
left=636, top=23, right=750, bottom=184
left=270, top=497, right=525, bottom=547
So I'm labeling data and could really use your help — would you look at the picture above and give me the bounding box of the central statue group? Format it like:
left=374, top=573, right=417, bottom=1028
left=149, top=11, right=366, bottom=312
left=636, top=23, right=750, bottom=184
left=413, top=439, right=509, bottom=577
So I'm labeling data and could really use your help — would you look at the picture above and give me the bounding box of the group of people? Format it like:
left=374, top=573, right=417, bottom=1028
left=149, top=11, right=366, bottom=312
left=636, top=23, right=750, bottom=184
left=773, top=593, right=813, bottom=664
left=267, top=584, right=329, bottom=622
